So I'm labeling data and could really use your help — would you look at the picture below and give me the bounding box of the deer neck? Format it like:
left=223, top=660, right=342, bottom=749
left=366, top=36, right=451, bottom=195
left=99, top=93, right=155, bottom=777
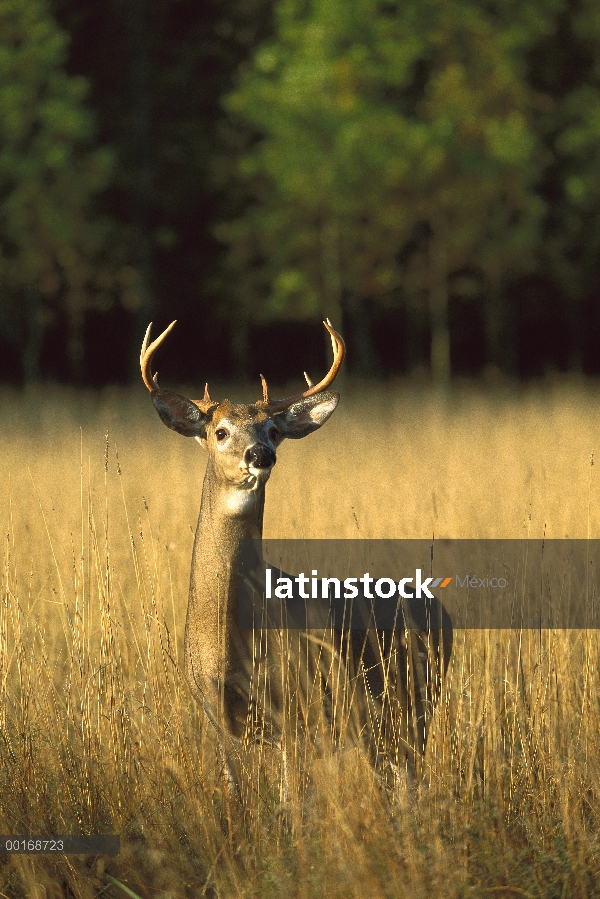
left=198, top=452, right=265, bottom=531
left=185, top=457, right=266, bottom=689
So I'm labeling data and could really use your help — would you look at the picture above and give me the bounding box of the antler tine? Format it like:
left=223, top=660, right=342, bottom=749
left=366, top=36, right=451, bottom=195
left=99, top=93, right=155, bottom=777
left=191, top=382, right=218, bottom=413
left=260, top=374, right=269, bottom=404
left=140, top=320, right=177, bottom=392
left=260, top=319, right=345, bottom=413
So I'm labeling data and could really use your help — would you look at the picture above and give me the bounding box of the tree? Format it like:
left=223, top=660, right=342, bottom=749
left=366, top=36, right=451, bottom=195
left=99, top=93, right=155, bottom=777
left=51, top=0, right=274, bottom=383
left=0, top=0, right=114, bottom=380
left=217, top=0, right=562, bottom=381
left=531, top=0, right=600, bottom=362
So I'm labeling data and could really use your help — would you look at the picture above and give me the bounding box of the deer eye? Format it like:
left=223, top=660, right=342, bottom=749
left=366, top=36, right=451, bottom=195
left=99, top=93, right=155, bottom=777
left=215, top=428, right=229, bottom=442
left=269, top=428, right=279, bottom=442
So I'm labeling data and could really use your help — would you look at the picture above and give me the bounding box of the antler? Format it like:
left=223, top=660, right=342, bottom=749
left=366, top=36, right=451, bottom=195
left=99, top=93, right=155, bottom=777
left=260, top=319, right=345, bottom=412
left=140, top=320, right=177, bottom=391
left=142, top=318, right=345, bottom=415
left=140, top=321, right=216, bottom=413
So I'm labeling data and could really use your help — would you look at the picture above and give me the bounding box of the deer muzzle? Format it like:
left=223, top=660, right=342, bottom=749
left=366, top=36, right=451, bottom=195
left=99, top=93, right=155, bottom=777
left=244, top=444, right=276, bottom=470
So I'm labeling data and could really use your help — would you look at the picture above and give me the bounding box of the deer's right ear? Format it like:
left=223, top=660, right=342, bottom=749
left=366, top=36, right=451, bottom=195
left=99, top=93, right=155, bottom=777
left=151, top=389, right=211, bottom=438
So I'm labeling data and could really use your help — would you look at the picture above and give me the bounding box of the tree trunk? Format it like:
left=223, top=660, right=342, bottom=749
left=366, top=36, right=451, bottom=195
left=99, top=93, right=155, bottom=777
left=345, top=292, right=381, bottom=378
left=22, top=290, right=48, bottom=383
left=66, top=306, right=86, bottom=382
left=428, top=217, right=451, bottom=386
left=320, top=219, right=346, bottom=384
left=129, top=0, right=154, bottom=381
left=483, top=286, right=513, bottom=377
left=231, top=310, right=249, bottom=381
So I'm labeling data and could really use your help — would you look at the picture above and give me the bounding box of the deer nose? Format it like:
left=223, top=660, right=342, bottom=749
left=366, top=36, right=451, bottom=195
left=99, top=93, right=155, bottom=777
left=245, top=444, right=276, bottom=469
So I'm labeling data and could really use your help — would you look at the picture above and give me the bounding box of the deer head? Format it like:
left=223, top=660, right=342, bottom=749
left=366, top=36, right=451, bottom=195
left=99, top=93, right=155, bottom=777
left=140, top=319, right=345, bottom=495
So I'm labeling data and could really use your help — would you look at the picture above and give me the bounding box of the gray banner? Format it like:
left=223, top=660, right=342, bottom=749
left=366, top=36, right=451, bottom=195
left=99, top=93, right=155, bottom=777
left=238, top=540, right=600, bottom=629
left=0, top=835, right=120, bottom=854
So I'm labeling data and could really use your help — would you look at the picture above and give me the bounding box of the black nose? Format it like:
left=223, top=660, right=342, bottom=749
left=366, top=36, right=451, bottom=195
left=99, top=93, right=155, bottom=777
left=244, top=444, right=276, bottom=469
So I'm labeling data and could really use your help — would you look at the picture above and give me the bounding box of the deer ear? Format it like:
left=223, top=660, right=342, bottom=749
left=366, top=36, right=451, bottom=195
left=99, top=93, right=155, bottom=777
left=151, top=389, right=211, bottom=438
left=274, top=391, right=339, bottom=439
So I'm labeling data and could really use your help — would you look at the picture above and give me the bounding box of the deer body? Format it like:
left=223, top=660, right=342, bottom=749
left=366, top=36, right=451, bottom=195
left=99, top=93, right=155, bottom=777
left=141, top=321, right=452, bottom=788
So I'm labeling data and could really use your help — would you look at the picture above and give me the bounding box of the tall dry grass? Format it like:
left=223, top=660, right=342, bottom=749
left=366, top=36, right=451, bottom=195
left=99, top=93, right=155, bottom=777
left=0, top=379, right=599, bottom=897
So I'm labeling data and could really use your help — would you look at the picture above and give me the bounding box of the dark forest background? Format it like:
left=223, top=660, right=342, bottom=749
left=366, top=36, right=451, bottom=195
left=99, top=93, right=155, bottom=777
left=0, top=0, right=598, bottom=388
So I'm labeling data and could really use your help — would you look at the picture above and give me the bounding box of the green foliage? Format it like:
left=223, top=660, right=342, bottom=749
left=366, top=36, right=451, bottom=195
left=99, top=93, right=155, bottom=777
left=218, top=0, right=561, bottom=331
left=538, top=0, right=600, bottom=299
left=0, top=0, right=113, bottom=375
left=0, top=0, right=593, bottom=381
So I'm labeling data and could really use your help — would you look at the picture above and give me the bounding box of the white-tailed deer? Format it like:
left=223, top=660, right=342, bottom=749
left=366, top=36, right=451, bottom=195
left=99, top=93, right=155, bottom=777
left=141, top=319, right=452, bottom=790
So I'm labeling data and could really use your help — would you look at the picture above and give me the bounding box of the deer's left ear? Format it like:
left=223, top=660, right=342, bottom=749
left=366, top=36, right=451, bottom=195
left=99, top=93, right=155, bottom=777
left=274, top=391, right=339, bottom=439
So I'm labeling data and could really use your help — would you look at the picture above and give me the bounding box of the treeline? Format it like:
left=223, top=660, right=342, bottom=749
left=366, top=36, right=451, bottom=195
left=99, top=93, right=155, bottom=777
left=0, top=0, right=597, bottom=386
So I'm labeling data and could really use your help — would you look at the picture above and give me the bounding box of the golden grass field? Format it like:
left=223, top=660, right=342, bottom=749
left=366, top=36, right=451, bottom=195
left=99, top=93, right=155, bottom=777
left=0, top=378, right=600, bottom=897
